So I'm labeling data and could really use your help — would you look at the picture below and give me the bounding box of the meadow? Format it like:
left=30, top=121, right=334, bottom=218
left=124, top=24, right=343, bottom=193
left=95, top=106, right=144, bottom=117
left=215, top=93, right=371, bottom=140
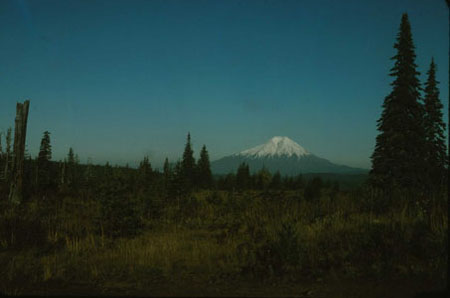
left=0, top=180, right=447, bottom=296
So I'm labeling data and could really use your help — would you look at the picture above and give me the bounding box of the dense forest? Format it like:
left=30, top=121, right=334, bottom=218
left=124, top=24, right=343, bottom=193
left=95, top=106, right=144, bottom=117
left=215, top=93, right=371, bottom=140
left=0, top=13, right=448, bottom=297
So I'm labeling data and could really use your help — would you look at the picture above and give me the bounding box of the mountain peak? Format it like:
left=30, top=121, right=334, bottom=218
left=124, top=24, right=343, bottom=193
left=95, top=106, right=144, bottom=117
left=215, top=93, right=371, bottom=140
left=237, top=136, right=310, bottom=158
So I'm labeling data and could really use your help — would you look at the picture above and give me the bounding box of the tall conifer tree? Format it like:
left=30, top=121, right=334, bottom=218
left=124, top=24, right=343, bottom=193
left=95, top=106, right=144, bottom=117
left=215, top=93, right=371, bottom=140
left=181, top=133, right=196, bottom=191
left=67, top=147, right=75, bottom=165
left=423, top=59, right=447, bottom=190
left=138, top=156, right=153, bottom=191
left=38, top=131, right=52, bottom=161
left=197, top=145, right=212, bottom=189
left=169, top=160, right=183, bottom=199
left=236, top=162, right=250, bottom=190
left=370, top=13, right=426, bottom=191
left=37, top=131, right=52, bottom=190
left=163, top=157, right=171, bottom=190
left=65, top=147, right=77, bottom=190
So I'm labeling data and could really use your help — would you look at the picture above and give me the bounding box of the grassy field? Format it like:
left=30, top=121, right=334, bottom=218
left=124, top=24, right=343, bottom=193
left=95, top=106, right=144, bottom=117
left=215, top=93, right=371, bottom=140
left=0, top=188, right=447, bottom=296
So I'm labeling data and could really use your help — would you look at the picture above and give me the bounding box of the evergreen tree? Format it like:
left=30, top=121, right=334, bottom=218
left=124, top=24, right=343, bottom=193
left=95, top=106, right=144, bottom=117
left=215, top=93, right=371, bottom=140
left=103, top=161, right=112, bottom=181
left=98, top=175, right=142, bottom=238
left=370, top=13, right=426, bottom=192
left=236, top=162, right=250, bottom=190
left=181, top=133, right=196, bottom=191
left=168, top=160, right=184, bottom=200
left=37, top=131, right=52, bottom=192
left=282, top=176, right=294, bottom=189
left=294, top=174, right=304, bottom=189
left=255, top=167, right=272, bottom=190
left=223, top=173, right=236, bottom=191
left=65, top=147, right=78, bottom=191
left=68, top=147, right=75, bottom=165
left=163, top=157, right=171, bottom=190
left=196, top=145, right=212, bottom=189
left=138, top=156, right=153, bottom=192
left=270, top=171, right=282, bottom=189
left=84, top=157, right=94, bottom=187
left=139, top=156, right=152, bottom=176
left=304, top=177, right=323, bottom=201
left=423, top=59, right=447, bottom=191
left=37, top=131, right=52, bottom=161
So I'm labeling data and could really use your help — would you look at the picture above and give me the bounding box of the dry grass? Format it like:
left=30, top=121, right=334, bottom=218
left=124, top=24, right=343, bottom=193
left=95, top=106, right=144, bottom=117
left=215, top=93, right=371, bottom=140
left=0, top=190, right=447, bottom=295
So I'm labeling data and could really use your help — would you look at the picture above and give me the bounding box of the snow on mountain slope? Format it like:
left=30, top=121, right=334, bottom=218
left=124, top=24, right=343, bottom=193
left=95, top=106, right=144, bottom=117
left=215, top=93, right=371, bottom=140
left=237, top=136, right=310, bottom=158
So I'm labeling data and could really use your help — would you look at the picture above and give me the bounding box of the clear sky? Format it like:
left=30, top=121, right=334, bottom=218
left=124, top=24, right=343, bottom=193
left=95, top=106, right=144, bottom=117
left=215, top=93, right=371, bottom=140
left=0, top=0, right=448, bottom=169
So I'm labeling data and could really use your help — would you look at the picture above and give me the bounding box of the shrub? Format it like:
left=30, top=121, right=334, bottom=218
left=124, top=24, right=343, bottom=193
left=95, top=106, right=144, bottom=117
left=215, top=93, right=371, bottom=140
left=304, top=177, right=323, bottom=201
left=238, top=221, right=304, bottom=279
left=97, top=177, right=143, bottom=239
left=0, top=202, right=47, bottom=250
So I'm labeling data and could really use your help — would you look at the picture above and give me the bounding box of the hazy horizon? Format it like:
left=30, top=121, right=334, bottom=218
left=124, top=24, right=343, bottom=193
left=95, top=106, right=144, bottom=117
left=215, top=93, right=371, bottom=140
left=1, top=0, right=448, bottom=169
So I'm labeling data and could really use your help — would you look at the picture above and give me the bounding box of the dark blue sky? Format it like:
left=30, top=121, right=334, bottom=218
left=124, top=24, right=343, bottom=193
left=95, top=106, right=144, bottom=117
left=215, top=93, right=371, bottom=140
left=0, top=0, right=448, bottom=169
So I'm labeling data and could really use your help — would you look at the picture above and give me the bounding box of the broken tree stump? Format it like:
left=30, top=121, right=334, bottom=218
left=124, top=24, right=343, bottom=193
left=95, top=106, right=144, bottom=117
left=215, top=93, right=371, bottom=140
left=9, top=100, right=30, bottom=204
left=1, top=128, right=12, bottom=181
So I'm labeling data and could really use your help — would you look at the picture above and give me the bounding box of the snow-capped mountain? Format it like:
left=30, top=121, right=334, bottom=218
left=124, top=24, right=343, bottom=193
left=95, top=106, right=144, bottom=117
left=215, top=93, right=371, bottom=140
left=211, top=136, right=367, bottom=175
left=237, top=136, right=310, bottom=158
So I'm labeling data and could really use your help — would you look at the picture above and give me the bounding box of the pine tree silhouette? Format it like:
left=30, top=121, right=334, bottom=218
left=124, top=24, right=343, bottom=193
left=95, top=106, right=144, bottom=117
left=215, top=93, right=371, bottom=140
left=181, top=132, right=196, bottom=192
left=37, top=131, right=52, bottom=192
left=138, top=156, right=153, bottom=192
left=236, top=162, right=250, bottom=190
left=197, top=145, right=212, bottom=189
left=163, top=157, right=171, bottom=190
left=423, top=59, right=448, bottom=191
left=370, top=13, right=427, bottom=192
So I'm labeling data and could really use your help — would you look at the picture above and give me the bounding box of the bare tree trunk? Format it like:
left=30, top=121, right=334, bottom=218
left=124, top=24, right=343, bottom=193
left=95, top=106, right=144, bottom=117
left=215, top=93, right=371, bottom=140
left=9, top=100, right=30, bottom=204
left=2, top=128, right=12, bottom=181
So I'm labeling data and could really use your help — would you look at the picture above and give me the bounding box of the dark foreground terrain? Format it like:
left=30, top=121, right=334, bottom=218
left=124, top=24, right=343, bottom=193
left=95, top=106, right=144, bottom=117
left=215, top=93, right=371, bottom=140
left=20, top=276, right=447, bottom=297
left=0, top=186, right=447, bottom=297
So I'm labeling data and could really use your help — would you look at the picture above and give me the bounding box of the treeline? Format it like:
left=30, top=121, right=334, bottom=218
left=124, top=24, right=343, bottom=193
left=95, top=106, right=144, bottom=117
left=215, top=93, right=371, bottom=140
left=0, top=129, right=341, bottom=240
left=0, top=130, right=335, bottom=203
left=0, top=125, right=341, bottom=240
